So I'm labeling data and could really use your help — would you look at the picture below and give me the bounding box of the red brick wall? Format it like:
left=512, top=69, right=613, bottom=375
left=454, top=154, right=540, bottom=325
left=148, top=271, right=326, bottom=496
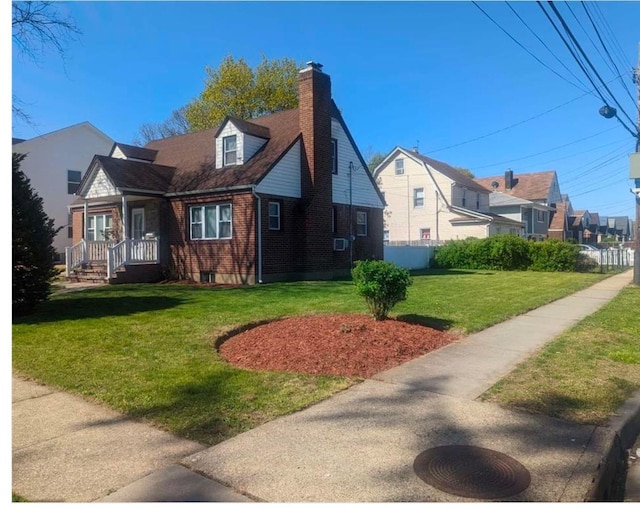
left=167, top=192, right=256, bottom=284
left=70, top=205, right=121, bottom=244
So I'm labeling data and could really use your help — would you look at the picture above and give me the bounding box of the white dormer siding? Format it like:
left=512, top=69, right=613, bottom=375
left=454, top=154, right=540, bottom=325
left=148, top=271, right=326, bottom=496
left=85, top=168, right=119, bottom=198
left=331, top=118, right=384, bottom=209
left=111, top=146, right=127, bottom=159
left=256, top=140, right=301, bottom=198
left=215, top=120, right=268, bottom=169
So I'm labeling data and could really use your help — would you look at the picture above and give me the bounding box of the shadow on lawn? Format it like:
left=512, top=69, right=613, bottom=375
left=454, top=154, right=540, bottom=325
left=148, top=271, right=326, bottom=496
left=396, top=314, right=455, bottom=331
left=13, top=296, right=186, bottom=324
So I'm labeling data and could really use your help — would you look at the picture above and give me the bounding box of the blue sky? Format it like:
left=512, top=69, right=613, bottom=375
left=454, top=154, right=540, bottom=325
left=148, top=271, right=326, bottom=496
left=10, top=1, right=640, bottom=219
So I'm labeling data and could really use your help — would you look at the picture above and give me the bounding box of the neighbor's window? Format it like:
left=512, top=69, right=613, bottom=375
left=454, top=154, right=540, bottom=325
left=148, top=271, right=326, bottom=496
left=223, top=135, right=237, bottom=166
left=87, top=214, right=113, bottom=241
left=413, top=187, right=424, bottom=208
left=67, top=170, right=82, bottom=194
left=395, top=159, right=404, bottom=175
left=536, top=209, right=545, bottom=223
left=420, top=228, right=431, bottom=240
left=356, top=210, right=368, bottom=236
left=383, top=230, right=390, bottom=245
left=190, top=203, right=232, bottom=240
left=462, top=189, right=467, bottom=208
left=476, top=193, right=480, bottom=210
left=269, top=201, right=281, bottom=230
left=331, top=138, right=338, bottom=174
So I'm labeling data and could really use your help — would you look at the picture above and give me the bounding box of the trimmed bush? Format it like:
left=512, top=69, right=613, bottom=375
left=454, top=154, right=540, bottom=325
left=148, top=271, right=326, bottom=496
left=434, top=235, right=586, bottom=273
left=529, top=239, right=580, bottom=272
left=352, top=260, right=412, bottom=320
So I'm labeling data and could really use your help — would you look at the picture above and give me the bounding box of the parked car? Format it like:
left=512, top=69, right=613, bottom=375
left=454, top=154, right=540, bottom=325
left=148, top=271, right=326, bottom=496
left=579, top=244, right=600, bottom=251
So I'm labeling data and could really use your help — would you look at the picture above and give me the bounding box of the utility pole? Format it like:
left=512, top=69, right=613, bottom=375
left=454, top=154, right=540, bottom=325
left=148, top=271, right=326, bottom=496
left=633, top=43, right=640, bottom=285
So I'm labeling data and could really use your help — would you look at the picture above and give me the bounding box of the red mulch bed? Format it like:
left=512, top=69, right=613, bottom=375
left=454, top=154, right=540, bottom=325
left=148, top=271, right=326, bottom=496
left=218, top=314, right=458, bottom=378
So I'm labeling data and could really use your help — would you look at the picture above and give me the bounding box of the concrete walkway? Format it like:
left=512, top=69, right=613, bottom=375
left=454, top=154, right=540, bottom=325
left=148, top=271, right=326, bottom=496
left=12, top=270, right=638, bottom=502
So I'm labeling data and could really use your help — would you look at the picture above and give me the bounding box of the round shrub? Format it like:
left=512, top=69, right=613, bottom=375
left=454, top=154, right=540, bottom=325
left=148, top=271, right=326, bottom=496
left=352, top=260, right=412, bottom=321
left=529, top=240, right=580, bottom=272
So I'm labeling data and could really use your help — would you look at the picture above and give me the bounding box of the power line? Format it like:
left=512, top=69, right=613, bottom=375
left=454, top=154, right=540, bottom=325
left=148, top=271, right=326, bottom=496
left=470, top=125, right=618, bottom=170
left=580, top=1, right=637, bottom=107
left=545, top=1, right=637, bottom=133
left=505, top=1, right=592, bottom=93
left=590, top=2, right=633, bottom=71
left=472, top=1, right=590, bottom=93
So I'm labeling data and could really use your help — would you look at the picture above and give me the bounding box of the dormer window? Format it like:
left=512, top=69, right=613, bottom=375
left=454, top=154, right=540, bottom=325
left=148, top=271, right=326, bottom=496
left=223, top=135, right=237, bottom=166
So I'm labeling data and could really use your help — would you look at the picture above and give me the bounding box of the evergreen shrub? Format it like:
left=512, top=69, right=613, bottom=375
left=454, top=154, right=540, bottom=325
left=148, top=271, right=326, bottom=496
left=352, top=260, right=412, bottom=321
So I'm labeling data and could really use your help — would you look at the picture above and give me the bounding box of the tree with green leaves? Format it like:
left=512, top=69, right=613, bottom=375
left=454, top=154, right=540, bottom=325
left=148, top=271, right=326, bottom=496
left=454, top=167, right=475, bottom=179
left=184, top=55, right=300, bottom=132
left=13, top=153, right=60, bottom=315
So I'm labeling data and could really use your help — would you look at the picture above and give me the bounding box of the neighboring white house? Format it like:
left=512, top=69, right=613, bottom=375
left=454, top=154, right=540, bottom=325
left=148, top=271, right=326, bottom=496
left=12, top=122, right=114, bottom=260
left=373, top=147, right=522, bottom=244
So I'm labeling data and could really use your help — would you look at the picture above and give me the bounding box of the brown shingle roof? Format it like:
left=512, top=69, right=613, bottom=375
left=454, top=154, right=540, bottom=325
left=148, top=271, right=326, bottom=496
left=114, top=143, right=158, bottom=161
left=549, top=202, right=567, bottom=230
left=145, top=109, right=301, bottom=193
left=475, top=171, right=556, bottom=201
left=95, top=155, right=175, bottom=193
left=406, top=150, right=488, bottom=193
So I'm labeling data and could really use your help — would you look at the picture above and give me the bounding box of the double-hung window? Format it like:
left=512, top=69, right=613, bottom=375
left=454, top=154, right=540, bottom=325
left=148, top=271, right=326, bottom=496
left=269, top=201, right=281, bottom=230
left=223, top=135, right=237, bottom=166
left=395, top=159, right=404, bottom=175
left=87, top=214, right=113, bottom=241
left=356, top=211, right=368, bottom=236
left=413, top=187, right=424, bottom=208
left=536, top=209, right=545, bottom=223
left=190, top=203, right=232, bottom=240
left=67, top=170, right=82, bottom=194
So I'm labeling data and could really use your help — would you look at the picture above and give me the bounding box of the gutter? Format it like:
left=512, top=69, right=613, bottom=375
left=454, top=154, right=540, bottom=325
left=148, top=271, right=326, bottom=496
left=251, top=186, right=263, bottom=284
left=165, top=184, right=254, bottom=197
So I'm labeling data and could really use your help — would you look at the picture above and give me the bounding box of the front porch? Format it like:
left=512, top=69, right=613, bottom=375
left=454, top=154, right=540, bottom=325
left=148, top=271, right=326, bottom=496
left=66, top=238, right=162, bottom=283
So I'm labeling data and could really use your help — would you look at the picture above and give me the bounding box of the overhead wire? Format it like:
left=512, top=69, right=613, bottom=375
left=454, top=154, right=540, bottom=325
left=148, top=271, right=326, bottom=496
left=543, top=1, right=637, bottom=135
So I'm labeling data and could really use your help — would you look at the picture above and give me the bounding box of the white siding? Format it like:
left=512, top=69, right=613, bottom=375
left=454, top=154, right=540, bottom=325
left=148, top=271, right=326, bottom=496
left=215, top=122, right=244, bottom=169
left=256, top=140, right=302, bottom=198
left=13, top=122, right=113, bottom=254
left=85, top=168, right=119, bottom=198
left=243, top=133, right=268, bottom=163
left=376, top=150, right=492, bottom=243
left=331, top=118, right=383, bottom=208
left=111, top=146, right=126, bottom=159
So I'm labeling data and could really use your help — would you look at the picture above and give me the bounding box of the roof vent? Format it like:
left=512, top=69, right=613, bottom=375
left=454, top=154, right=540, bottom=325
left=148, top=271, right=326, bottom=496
left=491, top=181, right=499, bottom=189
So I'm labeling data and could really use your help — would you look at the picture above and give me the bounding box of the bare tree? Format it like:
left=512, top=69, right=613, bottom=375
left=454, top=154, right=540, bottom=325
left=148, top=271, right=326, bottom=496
left=132, top=107, right=190, bottom=146
left=12, top=1, right=81, bottom=125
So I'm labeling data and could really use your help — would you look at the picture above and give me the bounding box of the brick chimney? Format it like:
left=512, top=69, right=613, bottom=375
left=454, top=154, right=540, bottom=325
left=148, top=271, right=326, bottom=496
left=505, top=169, right=514, bottom=190
left=298, top=61, right=333, bottom=272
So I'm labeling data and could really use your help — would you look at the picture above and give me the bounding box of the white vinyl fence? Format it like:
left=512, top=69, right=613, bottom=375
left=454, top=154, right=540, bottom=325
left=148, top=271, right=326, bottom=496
left=581, top=248, right=634, bottom=270
left=384, top=245, right=437, bottom=270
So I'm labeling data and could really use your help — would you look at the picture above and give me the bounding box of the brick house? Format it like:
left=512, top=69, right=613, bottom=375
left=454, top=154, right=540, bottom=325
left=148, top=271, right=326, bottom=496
left=68, top=62, right=384, bottom=284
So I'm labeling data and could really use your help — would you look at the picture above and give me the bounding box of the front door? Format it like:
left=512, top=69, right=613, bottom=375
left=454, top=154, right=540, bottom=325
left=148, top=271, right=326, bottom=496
left=131, top=208, right=145, bottom=240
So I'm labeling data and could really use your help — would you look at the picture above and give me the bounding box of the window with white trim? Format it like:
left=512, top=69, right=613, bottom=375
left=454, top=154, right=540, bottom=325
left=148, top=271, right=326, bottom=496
left=536, top=209, right=545, bottom=223
left=67, top=170, right=82, bottom=194
left=269, top=201, right=281, bottom=230
left=356, top=210, right=368, bottom=236
left=223, top=135, right=237, bottom=166
left=394, top=159, right=404, bottom=175
left=87, top=214, right=113, bottom=241
left=331, top=138, right=338, bottom=174
left=413, top=187, right=424, bottom=208
left=190, top=203, right=232, bottom=240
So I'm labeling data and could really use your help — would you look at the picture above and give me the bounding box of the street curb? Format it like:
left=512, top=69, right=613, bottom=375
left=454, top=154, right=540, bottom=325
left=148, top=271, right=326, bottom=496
left=585, top=389, right=640, bottom=501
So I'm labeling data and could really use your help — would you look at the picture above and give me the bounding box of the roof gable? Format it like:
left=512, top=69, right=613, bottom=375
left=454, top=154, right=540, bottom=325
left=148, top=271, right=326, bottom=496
left=110, top=142, right=158, bottom=162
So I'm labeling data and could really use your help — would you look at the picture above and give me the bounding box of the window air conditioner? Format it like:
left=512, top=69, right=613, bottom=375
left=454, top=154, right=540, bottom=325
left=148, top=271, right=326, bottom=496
left=333, top=238, right=347, bottom=251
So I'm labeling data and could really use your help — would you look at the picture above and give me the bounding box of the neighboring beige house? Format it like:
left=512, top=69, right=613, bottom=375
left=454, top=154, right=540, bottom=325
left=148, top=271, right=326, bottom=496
left=12, top=122, right=114, bottom=260
left=373, top=147, right=522, bottom=244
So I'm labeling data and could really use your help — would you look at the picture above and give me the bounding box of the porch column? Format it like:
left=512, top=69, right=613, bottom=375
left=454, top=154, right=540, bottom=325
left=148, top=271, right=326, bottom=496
left=83, top=200, right=88, bottom=239
left=121, top=195, right=128, bottom=240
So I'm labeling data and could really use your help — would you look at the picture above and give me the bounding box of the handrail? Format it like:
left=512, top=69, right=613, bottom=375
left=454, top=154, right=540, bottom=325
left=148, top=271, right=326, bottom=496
left=65, top=240, right=87, bottom=273
left=107, top=240, right=127, bottom=279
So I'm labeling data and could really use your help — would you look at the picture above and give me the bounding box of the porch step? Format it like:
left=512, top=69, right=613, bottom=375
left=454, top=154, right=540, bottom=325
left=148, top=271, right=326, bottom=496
left=67, top=263, right=109, bottom=284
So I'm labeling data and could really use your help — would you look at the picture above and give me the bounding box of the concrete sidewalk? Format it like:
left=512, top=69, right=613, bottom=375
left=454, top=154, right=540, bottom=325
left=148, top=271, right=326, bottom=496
left=12, top=270, right=638, bottom=502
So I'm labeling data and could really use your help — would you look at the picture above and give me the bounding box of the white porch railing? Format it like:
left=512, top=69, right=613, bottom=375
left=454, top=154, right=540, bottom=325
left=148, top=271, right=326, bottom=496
left=66, top=238, right=159, bottom=280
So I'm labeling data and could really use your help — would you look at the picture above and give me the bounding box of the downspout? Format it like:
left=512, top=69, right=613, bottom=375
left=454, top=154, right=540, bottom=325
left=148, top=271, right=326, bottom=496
left=251, top=186, right=263, bottom=284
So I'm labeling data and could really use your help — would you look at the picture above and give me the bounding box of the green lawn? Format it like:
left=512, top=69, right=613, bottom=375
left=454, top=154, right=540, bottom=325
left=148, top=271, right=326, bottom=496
left=12, top=270, right=609, bottom=445
left=483, top=285, right=640, bottom=425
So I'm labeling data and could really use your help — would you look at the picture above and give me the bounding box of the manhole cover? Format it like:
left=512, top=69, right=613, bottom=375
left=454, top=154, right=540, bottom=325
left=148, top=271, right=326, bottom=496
left=413, top=445, right=531, bottom=499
